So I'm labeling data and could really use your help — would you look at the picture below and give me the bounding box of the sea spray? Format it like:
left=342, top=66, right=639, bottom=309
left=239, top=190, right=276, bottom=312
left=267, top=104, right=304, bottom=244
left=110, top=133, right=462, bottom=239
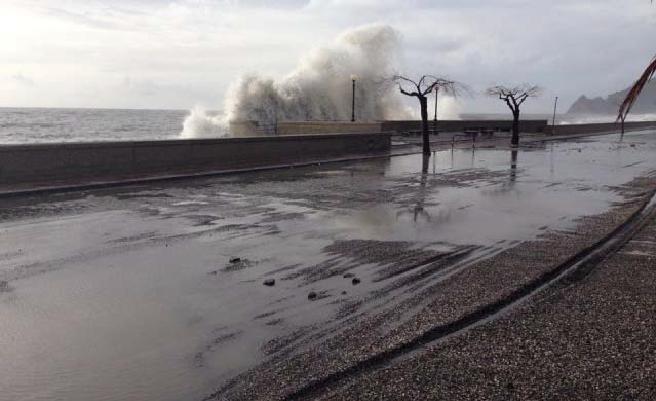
left=435, top=95, right=462, bottom=120
left=181, top=24, right=412, bottom=138
left=180, top=107, right=226, bottom=138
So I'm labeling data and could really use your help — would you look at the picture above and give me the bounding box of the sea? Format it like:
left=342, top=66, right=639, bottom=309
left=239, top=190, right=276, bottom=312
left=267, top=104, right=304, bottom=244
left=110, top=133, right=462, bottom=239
left=0, top=107, right=621, bottom=144
left=0, top=108, right=191, bottom=144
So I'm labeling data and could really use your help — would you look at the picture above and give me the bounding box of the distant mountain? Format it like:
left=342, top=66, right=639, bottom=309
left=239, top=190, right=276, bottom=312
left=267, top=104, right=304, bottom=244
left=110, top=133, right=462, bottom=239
left=568, top=80, right=656, bottom=115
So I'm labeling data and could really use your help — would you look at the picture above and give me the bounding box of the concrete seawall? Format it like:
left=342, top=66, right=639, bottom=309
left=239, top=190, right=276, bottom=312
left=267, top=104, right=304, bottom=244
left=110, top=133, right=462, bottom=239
left=228, top=119, right=656, bottom=138
left=547, top=121, right=656, bottom=135
left=229, top=121, right=383, bottom=136
left=3, top=120, right=655, bottom=193
left=277, top=121, right=382, bottom=136
left=384, top=119, right=656, bottom=136
left=382, top=119, right=549, bottom=133
left=0, top=133, right=391, bottom=189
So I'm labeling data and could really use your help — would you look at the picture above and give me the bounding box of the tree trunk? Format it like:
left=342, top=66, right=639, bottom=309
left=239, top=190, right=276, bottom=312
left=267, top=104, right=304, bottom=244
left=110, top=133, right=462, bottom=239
left=421, top=153, right=430, bottom=174
left=510, top=149, right=518, bottom=183
left=511, top=110, right=520, bottom=147
left=420, top=96, right=430, bottom=155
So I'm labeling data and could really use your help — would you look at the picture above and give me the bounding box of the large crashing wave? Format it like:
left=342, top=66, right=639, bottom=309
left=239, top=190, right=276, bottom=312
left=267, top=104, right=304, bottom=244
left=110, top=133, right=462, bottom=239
left=181, top=24, right=411, bottom=138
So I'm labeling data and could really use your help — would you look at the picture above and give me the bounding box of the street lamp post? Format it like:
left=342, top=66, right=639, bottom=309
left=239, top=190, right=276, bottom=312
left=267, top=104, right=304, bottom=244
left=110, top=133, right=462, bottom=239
left=551, top=96, right=558, bottom=135
left=351, top=75, right=357, bottom=122
left=433, top=87, right=439, bottom=121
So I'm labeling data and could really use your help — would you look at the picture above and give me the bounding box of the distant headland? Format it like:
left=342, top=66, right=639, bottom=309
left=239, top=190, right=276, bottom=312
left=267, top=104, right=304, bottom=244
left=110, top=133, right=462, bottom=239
left=568, top=80, right=656, bottom=115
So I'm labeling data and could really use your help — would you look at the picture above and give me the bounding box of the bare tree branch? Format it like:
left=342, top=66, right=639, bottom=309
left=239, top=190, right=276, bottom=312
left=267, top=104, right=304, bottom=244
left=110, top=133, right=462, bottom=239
left=486, top=84, right=541, bottom=113
left=392, top=75, right=421, bottom=94
left=398, top=84, right=419, bottom=98
left=393, top=74, right=469, bottom=100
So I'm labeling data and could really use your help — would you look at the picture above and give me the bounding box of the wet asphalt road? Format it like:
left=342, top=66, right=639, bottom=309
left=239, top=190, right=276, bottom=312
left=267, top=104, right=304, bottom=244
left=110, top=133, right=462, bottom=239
left=1, top=132, right=655, bottom=401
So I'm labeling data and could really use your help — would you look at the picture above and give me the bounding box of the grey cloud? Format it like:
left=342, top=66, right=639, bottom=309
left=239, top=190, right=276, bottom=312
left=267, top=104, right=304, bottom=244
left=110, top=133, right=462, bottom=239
left=4, top=0, right=656, bottom=112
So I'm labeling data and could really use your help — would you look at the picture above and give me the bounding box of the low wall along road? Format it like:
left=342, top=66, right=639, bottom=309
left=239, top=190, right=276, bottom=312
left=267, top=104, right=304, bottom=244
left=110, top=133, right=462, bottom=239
left=0, top=133, right=391, bottom=191
left=2, top=120, right=656, bottom=193
left=228, top=119, right=656, bottom=138
left=382, top=119, right=549, bottom=133
left=548, top=120, right=656, bottom=135
left=230, top=120, right=549, bottom=136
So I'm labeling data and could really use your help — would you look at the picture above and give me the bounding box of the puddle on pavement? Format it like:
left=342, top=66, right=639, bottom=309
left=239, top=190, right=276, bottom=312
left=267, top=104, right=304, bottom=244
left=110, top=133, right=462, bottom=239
left=1, top=132, right=656, bottom=401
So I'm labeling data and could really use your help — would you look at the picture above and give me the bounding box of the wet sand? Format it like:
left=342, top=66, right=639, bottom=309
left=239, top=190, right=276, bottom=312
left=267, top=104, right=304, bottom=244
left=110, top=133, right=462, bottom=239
left=1, top=132, right=655, bottom=401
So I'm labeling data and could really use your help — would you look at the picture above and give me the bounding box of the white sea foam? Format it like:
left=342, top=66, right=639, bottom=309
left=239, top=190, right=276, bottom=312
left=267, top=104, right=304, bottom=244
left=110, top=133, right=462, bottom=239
left=180, top=107, right=226, bottom=138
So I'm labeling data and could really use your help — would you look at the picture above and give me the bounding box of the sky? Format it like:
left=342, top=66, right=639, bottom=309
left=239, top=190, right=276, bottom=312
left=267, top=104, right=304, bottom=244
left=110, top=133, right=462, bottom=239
left=2, top=0, right=656, bottom=113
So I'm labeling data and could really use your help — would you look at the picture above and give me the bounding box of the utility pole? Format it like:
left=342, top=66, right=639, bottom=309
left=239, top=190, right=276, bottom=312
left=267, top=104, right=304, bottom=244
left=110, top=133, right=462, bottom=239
left=551, top=96, right=558, bottom=135
left=351, top=75, right=356, bottom=122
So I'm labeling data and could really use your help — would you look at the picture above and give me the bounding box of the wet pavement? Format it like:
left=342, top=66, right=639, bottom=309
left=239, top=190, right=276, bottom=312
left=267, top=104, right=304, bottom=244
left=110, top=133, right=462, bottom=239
left=314, top=179, right=656, bottom=401
left=1, top=132, right=656, bottom=401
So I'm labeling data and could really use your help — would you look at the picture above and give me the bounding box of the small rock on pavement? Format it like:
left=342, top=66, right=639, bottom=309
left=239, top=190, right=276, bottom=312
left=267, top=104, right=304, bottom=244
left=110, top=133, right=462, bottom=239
left=352, top=278, right=361, bottom=285
left=230, top=257, right=241, bottom=264
left=263, top=279, right=275, bottom=287
left=308, top=291, right=318, bottom=300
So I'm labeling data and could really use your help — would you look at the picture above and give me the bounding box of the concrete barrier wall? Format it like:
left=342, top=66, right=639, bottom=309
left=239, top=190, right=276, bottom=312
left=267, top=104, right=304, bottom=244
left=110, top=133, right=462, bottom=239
left=547, top=121, right=656, bottom=135
left=229, top=120, right=260, bottom=137
left=381, top=120, right=549, bottom=133
left=227, top=119, right=656, bottom=138
left=0, top=133, right=391, bottom=187
left=277, top=121, right=382, bottom=136
left=229, top=120, right=383, bottom=136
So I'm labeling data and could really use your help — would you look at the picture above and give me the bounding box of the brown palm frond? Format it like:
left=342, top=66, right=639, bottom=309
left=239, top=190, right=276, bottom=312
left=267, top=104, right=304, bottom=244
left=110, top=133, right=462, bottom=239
left=618, top=55, right=656, bottom=121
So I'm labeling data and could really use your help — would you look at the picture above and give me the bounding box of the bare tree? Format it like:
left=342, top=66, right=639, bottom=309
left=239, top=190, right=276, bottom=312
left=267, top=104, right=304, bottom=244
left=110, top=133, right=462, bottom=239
left=486, top=84, right=541, bottom=147
left=393, top=75, right=462, bottom=155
